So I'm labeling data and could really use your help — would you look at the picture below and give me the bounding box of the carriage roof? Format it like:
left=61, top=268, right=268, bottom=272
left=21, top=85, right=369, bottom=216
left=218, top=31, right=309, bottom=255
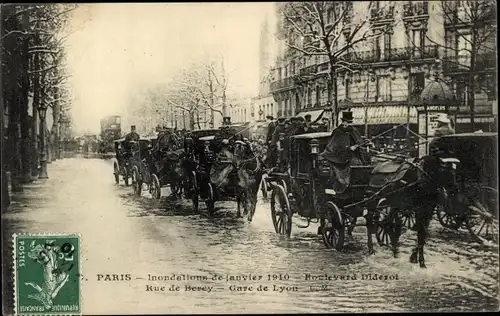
left=114, top=138, right=126, bottom=143
left=199, top=135, right=216, bottom=141
left=292, top=131, right=331, bottom=140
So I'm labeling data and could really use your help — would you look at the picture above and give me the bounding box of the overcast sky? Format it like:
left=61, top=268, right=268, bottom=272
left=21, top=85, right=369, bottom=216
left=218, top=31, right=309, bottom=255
left=64, top=3, right=276, bottom=134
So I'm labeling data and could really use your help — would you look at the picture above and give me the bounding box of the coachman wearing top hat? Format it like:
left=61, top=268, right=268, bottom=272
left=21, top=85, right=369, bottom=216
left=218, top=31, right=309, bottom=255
left=212, top=116, right=235, bottom=153
left=124, top=125, right=140, bottom=150
left=319, top=110, right=371, bottom=193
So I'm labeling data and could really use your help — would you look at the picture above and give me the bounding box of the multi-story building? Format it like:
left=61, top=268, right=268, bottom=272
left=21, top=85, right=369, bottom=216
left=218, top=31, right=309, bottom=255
left=269, top=0, right=497, bottom=141
left=252, top=16, right=278, bottom=122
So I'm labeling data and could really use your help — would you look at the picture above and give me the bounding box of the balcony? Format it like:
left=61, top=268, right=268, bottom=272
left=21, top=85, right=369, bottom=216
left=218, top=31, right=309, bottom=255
left=299, top=65, right=318, bottom=76
left=443, top=52, right=497, bottom=74
left=341, top=45, right=440, bottom=64
left=403, top=2, right=429, bottom=19
left=370, top=6, right=394, bottom=22
left=269, top=76, right=297, bottom=93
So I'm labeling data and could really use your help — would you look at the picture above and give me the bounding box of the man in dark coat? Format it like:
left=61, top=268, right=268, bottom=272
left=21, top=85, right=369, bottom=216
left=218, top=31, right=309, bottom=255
left=319, top=110, right=371, bottom=193
left=265, top=117, right=286, bottom=169
left=210, top=116, right=238, bottom=191
left=124, top=125, right=140, bottom=151
left=265, top=115, right=275, bottom=146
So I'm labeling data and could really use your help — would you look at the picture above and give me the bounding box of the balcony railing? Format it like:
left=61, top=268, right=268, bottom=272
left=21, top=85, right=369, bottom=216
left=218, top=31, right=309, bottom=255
left=299, top=65, right=318, bottom=76
left=403, top=2, right=429, bottom=18
left=341, top=45, right=439, bottom=64
left=443, top=52, right=497, bottom=73
left=370, top=6, right=394, bottom=21
left=270, top=76, right=296, bottom=92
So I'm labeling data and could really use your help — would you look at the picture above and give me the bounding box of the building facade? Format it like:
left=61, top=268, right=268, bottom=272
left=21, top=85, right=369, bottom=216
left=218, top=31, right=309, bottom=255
left=252, top=15, right=278, bottom=122
left=269, top=0, right=497, bottom=139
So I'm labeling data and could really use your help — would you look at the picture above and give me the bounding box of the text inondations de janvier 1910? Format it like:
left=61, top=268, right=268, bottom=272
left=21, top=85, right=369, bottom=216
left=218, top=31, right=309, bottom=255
left=96, top=272, right=400, bottom=293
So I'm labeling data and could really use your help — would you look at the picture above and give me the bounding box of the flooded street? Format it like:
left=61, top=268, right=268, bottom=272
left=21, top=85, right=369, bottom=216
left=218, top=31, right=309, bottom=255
left=2, top=157, right=499, bottom=313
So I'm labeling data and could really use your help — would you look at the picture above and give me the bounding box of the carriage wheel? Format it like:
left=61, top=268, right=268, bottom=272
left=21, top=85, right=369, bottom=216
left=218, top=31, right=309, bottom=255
left=270, top=184, right=292, bottom=237
left=375, top=198, right=397, bottom=247
left=401, top=209, right=416, bottom=231
left=206, top=183, right=215, bottom=217
left=151, top=174, right=161, bottom=199
left=191, top=172, right=199, bottom=212
left=280, top=179, right=288, bottom=194
left=131, top=167, right=142, bottom=196
left=436, top=188, right=462, bottom=230
left=113, top=162, right=119, bottom=184
left=320, top=201, right=345, bottom=251
left=465, top=187, right=499, bottom=245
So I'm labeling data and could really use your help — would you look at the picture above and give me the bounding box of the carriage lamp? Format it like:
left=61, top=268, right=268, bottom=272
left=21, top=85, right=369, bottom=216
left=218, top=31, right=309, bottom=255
left=310, top=139, right=319, bottom=155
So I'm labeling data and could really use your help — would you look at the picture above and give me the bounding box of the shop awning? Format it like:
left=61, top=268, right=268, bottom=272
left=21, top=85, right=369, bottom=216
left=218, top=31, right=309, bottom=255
left=296, top=109, right=325, bottom=122
left=351, top=106, right=417, bottom=125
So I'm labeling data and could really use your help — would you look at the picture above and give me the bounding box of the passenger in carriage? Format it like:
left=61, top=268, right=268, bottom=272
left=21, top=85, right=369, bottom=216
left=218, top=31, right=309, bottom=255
left=319, top=110, right=371, bottom=193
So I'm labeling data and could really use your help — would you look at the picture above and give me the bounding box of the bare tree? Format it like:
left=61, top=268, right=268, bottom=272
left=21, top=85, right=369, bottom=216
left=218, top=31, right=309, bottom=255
left=426, top=0, right=496, bottom=131
left=276, top=1, right=395, bottom=124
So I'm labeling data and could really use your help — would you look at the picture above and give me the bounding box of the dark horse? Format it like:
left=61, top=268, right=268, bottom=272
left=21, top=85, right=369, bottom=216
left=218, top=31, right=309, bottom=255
left=209, top=140, right=263, bottom=221
left=363, top=154, right=460, bottom=268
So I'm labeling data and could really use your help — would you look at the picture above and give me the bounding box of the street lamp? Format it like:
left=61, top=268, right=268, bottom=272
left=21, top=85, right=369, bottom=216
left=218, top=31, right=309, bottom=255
left=38, top=104, right=49, bottom=179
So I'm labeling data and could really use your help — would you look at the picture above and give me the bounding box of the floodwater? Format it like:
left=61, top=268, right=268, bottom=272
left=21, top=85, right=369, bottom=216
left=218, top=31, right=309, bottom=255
left=2, top=157, right=498, bottom=314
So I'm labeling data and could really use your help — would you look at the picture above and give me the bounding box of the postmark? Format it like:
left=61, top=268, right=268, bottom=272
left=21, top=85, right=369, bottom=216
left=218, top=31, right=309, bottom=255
left=13, top=234, right=81, bottom=315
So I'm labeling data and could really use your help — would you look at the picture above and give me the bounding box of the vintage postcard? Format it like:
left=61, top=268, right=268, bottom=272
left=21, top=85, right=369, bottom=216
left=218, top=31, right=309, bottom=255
left=1, top=1, right=498, bottom=315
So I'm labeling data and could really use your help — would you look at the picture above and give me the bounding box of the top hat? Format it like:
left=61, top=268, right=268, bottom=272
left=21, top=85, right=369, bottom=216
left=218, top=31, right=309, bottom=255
left=266, top=115, right=274, bottom=120
left=304, top=114, right=312, bottom=119
left=340, top=111, right=353, bottom=123
left=435, top=113, right=451, bottom=124
left=222, top=116, right=232, bottom=125
left=131, top=125, right=136, bottom=129
left=277, top=117, right=286, bottom=123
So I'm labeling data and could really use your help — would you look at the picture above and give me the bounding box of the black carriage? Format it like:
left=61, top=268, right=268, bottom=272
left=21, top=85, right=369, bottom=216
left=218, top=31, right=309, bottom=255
left=183, top=129, right=220, bottom=212
left=148, top=131, right=185, bottom=199
left=129, top=136, right=160, bottom=198
left=112, top=138, right=131, bottom=186
left=430, top=132, right=498, bottom=244
left=264, top=131, right=375, bottom=250
left=187, top=126, right=258, bottom=219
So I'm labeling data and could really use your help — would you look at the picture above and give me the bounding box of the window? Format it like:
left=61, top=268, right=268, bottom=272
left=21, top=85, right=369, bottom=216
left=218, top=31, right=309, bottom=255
left=307, top=87, right=313, bottom=106
left=384, top=33, right=392, bottom=60
left=376, top=76, right=392, bottom=101
left=316, top=85, right=321, bottom=105
left=295, top=93, right=300, bottom=110
left=410, top=72, right=425, bottom=99
left=411, top=29, right=425, bottom=57
left=345, top=78, right=351, bottom=99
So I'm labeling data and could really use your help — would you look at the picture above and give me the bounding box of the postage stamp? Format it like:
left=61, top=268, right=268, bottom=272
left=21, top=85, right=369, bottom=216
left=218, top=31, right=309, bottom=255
left=13, top=234, right=81, bottom=315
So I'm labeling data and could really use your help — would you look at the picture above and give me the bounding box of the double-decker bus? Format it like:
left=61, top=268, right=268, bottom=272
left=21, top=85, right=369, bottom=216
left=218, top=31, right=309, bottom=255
left=99, top=115, right=121, bottom=153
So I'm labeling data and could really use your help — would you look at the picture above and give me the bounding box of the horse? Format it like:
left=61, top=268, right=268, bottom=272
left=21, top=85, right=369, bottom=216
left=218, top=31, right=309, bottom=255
left=363, top=154, right=460, bottom=268
left=209, top=140, right=263, bottom=221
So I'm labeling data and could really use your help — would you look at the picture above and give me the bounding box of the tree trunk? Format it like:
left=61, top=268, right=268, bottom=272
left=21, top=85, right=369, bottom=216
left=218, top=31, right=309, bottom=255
left=222, top=89, right=227, bottom=117
left=329, top=60, right=338, bottom=129
left=31, top=37, right=41, bottom=177
left=20, top=9, right=32, bottom=183
left=0, top=5, right=11, bottom=208
left=3, top=7, right=23, bottom=192
left=468, top=40, right=477, bottom=132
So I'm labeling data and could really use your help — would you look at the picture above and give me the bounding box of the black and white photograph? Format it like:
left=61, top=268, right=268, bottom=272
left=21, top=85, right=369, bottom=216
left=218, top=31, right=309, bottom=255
left=1, top=1, right=498, bottom=314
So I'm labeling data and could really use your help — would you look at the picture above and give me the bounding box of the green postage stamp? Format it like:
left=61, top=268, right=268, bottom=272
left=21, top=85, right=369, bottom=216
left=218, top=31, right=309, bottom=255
left=13, top=234, right=81, bottom=315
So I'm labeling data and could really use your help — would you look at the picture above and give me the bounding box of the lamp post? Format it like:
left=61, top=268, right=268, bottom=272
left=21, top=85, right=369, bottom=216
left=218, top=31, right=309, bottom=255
left=38, top=104, right=49, bottom=179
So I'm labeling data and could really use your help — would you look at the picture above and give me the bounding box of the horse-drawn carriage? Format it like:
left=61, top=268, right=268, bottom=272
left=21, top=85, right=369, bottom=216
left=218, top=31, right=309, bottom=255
left=431, top=132, right=498, bottom=244
left=129, top=136, right=161, bottom=198
left=184, top=126, right=262, bottom=220
left=113, top=138, right=131, bottom=186
left=263, top=131, right=375, bottom=250
left=148, top=130, right=185, bottom=199
left=263, top=128, right=461, bottom=268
